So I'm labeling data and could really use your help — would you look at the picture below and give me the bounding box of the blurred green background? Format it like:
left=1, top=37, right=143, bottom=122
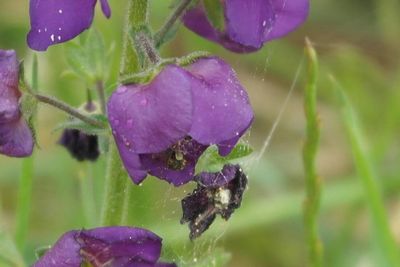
left=1, top=0, right=400, bottom=266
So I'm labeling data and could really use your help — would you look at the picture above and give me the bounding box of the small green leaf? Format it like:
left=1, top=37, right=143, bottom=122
left=0, top=231, right=25, bottom=267
left=20, top=94, right=39, bottom=145
left=197, top=143, right=253, bottom=172
left=64, top=29, right=108, bottom=83
left=203, top=0, right=225, bottom=31
left=35, top=245, right=51, bottom=260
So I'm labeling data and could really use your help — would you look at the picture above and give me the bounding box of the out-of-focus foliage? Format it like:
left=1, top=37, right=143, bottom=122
left=1, top=0, right=400, bottom=266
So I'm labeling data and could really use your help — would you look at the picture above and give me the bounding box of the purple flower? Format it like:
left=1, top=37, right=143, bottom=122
left=0, top=50, right=34, bottom=157
left=181, top=164, right=248, bottom=239
left=33, top=226, right=176, bottom=267
left=183, top=0, right=309, bottom=53
left=27, top=0, right=111, bottom=51
left=108, top=57, right=253, bottom=186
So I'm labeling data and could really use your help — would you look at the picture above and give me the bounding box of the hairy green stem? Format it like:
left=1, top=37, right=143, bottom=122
left=14, top=157, right=34, bottom=251
left=100, top=143, right=130, bottom=225
left=101, top=0, right=149, bottom=226
left=303, top=39, right=323, bottom=267
left=95, top=80, right=107, bottom=114
left=155, top=0, right=195, bottom=47
left=79, top=163, right=97, bottom=227
left=14, top=55, right=38, bottom=252
left=34, top=93, right=105, bottom=128
left=133, top=31, right=161, bottom=65
left=331, top=76, right=400, bottom=267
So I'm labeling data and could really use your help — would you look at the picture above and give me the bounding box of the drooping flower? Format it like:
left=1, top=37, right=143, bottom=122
left=27, top=0, right=111, bottom=51
left=58, top=129, right=100, bottom=161
left=181, top=164, right=248, bottom=239
left=183, top=0, right=309, bottom=53
left=0, top=50, right=34, bottom=157
left=108, top=57, right=253, bottom=186
left=33, top=226, right=176, bottom=267
left=58, top=101, right=100, bottom=162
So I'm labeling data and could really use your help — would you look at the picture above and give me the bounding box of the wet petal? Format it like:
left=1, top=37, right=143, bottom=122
left=187, top=57, right=253, bottom=147
left=0, top=50, right=20, bottom=123
left=34, top=227, right=173, bottom=267
left=108, top=65, right=193, bottom=154
left=28, top=0, right=97, bottom=51
left=183, top=0, right=309, bottom=53
left=140, top=138, right=207, bottom=186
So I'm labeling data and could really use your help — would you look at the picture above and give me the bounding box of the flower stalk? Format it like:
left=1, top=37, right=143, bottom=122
left=33, top=93, right=106, bottom=128
left=303, top=39, right=323, bottom=267
left=155, top=0, right=195, bottom=47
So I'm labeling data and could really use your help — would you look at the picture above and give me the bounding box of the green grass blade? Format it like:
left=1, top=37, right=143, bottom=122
left=303, top=39, right=323, bottom=267
left=330, top=76, right=400, bottom=266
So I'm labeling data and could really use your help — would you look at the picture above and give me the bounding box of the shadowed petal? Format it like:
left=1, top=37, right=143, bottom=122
left=100, top=0, right=111, bottom=18
left=187, top=57, right=253, bottom=147
left=108, top=65, right=193, bottom=154
left=27, top=0, right=111, bottom=51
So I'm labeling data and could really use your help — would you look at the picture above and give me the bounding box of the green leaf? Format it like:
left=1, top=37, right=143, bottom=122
left=203, top=0, right=225, bottom=31
left=0, top=231, right=25, bottom=267
left=64, top=29, right=108, bottom=83
left=20, top=93, right=39, bottom=146
left=54, top=114, right=108, bottom=136
left=196, top=143, right=253, bottom=172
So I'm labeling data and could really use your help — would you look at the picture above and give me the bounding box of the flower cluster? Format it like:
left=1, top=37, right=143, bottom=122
left=108, top=57, right=254, bottom=186
left=0, top=50, right=34, bottom=157
left=0, top=0, right=310, bottom=265
left=33, top=226, right=175, bottom=267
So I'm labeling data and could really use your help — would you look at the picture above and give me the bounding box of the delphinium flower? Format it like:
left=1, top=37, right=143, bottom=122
left=27, top=0, right=111, bottom=51
left=0, top=50, right=34, bottom=157
left=183, top=0, right=309, bottom=53
left=34, top=226, right=176, bottom=267
left=58, top=101, right=100, bottom=162
left=108, top=57, right=254, bottom=186
left=181, top=164, right=247, bottom=239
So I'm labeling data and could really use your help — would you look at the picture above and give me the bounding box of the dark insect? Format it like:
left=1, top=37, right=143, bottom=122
left=180, top=164, right=248, bottom=239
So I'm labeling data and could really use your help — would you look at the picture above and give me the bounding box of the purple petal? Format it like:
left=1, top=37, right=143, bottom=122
left=0, top=50, right=20, bottom=123
left=108, top=65, right=193, bottom=154
left=114, top=139, right=148, bottom=184
left=183, top=0, right=309, bottom=53
left=33, top=231, right=81, bottom=267
left=78, top=227, right=162, bottom=266
left=187, top=57, right=253, bottom=147
left=0, top=50, right=33, bottom=157
left=100, top=0, right=112, bottom=18
left=195, top=164, right=239, bottom=187
left=34, top=227, right=171, bottom=267
left=140, top=138, right=207, bottom=186
left=265, top=0, right=310, bottom=41
left=0, top=120, right=34, bottom=157
left=28, top=0, right=98, bottom=51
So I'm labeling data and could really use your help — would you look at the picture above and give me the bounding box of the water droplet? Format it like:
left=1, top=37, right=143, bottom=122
left=127, top=119, right=134, bottom=128
left=117, top=86, right=127, bottom=93
left=140, top=98, right=148, bottom=106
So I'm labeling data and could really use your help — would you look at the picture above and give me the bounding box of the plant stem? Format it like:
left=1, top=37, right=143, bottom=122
left=133, top=31, right=161, bottom=65
left=120, top=0, right=149, bottom=76
left=101, top=0, right=149, bottom=226
left=331, top=76, right=400, bottom=267
left=95, top=80, right=107, bottom=114
left=79, top=163, right=97, bottom=227
left=100, top=142, right=129, bottom=225
left=155, top=0, right=195, bottom=47
left=303, top=39, right=323, bottom=267
left=14, top=54, right=38, bottom=252
left=14, top=156, right=34, bottom=251
left=34, top=93, right=105, bottom=128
